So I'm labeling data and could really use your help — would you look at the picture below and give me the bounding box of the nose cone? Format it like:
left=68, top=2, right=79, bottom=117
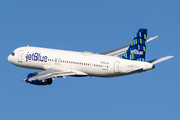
left=7, top=55, right=15, bottom=64
left=7, top=55, right=11, bottom=62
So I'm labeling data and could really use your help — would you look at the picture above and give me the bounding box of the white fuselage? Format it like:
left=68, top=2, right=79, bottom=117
left=8, top=46, right=154, bottom=77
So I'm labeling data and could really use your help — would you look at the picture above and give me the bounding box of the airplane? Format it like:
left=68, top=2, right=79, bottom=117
left=7, top=28, right=173, bottom=85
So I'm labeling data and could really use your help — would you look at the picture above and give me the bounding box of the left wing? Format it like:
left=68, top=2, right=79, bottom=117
left=24, top=67, right=88, bottom=85
left=28, top=68, right=75, bottom=81
left=100, top=35, right=158, bottom=56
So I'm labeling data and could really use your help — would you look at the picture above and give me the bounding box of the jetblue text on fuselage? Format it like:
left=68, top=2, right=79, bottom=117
left=26, top=52, right=48, bottom=62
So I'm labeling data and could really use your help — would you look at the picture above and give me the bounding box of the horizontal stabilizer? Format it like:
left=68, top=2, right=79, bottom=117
left=148, top=56, right=174, bottom=64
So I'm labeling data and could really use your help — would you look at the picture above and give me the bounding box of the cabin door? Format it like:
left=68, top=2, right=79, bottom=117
left=114, top=61, right=120, bottom=73
left=18, top=50, right=24, bottom=63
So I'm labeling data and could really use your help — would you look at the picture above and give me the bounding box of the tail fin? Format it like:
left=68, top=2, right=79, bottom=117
left=121, top=28, right=147, bottom=61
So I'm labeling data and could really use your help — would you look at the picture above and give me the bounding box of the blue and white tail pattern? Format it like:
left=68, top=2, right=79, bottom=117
left=121, top=28, right=147, bottom=61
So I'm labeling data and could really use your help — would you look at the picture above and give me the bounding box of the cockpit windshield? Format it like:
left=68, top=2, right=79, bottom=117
left=11, top=52, right=15, bottom=56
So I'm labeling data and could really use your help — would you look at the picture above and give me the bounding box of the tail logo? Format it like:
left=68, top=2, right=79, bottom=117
left=131, top=49, right=143, bottom=55
left=121, top=28, right=147, bottom=61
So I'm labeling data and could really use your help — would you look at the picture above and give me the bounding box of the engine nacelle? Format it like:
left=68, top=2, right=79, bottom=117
left=26, top=72, right=53, bottom=85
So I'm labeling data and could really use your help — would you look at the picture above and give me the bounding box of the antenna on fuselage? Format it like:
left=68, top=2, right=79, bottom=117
left=27, top=44, right=29, bottom=47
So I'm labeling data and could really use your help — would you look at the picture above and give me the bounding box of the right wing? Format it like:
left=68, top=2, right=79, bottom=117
left=100, top=35, right=158, bottom=56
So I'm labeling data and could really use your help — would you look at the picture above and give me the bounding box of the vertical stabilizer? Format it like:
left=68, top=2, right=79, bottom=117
left=121, top=28, right=147, bottom=61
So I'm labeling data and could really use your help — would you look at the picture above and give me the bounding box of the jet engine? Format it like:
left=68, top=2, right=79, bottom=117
left=25, top=72, right=53, bottom=85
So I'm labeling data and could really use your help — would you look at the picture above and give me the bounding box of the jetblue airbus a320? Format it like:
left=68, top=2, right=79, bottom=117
left=8, top=29, right=173, bottom=85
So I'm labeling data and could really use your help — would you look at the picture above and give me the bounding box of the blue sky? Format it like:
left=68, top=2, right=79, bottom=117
left=0, top=0, right=179, bottom=120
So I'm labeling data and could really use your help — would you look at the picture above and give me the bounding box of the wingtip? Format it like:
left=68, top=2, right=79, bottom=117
left=155, top=35, right=158, bottom=40
left=168, top=56, right=174, bottom=58
left=22, top=79, right=29, bottom=84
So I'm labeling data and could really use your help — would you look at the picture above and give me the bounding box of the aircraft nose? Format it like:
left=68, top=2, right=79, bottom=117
left=7, top=55, right=13, bottom=63
left=7, top=55, right=11, bottom=62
